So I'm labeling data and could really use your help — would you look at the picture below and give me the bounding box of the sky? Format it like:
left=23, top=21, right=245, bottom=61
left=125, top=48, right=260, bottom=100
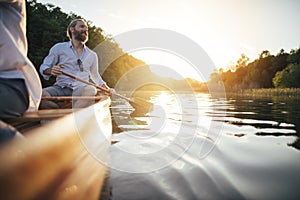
left=37, top=0, right=300, bottom=80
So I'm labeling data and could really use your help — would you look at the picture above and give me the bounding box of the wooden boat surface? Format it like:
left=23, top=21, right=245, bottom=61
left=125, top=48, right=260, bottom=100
left=0, top=96, right=112, bottom=200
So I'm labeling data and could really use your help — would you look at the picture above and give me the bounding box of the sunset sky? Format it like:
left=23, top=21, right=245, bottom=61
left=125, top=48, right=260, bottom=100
left=37, top=0, right=300, bottom=80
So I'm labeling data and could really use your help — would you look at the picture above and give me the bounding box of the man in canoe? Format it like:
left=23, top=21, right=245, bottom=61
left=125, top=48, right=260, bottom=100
left=0, top=0, right=42, bottom=143
left=39, top=18, right=113, bottom=108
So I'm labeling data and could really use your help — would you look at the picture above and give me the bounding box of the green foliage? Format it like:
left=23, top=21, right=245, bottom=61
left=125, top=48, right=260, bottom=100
left=287, top=48, right=300, bottom=64
left=273, top=64, right=300, bottom=88
left=27, top=0, right=71, bottom=68
left=212, top=48, right=299, bottom=91
left=85, top=23, right=105, bottom=49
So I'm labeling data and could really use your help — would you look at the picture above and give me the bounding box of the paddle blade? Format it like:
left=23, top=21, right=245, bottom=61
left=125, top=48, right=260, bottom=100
left=129, top=97, right=153, bottom=112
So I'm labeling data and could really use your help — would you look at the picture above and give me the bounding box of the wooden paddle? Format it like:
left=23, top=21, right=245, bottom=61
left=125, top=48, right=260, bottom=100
left=61, top=71, right=153, bottom=111
left=42, top=96, right=104, bottom=101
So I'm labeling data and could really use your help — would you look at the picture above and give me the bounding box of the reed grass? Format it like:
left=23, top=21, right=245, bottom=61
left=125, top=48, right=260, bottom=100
left=241, top=88, right=300, bottom=98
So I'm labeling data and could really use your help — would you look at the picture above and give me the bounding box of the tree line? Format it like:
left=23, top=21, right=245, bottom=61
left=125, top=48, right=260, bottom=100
left=208, top=48, right=300, bottom=92
left=27, top=0, right=298, bottom=93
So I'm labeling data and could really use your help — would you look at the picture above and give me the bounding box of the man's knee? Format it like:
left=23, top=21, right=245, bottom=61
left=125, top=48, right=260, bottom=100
left=81, top=86, right=97, bottom=96
left=42, top=90, right=51, bottom=97
left=39, top=90, right=59, bottom=109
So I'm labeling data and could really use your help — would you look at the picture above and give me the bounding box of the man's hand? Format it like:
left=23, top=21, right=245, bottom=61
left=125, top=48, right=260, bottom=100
left=50, top=65, right=64, bottom=76
left=43, top=65, right=64, bottom=76
left=109, top=88, right=116, bottom=96
left=100, top=84, right=116, bottom=96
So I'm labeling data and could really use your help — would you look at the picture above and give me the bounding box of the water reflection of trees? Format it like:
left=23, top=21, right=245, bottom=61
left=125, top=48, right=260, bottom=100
left=224, top=95, right=300, bottom=150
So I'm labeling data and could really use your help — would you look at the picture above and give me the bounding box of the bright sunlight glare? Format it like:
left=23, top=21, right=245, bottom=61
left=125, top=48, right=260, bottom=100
left=131, top=50, right=205, bottom=81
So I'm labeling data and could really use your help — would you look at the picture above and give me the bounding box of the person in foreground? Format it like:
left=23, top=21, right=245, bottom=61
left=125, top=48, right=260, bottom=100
left=0, top=0, right=42, bottom=144
left=40, top=18, right=113, bottom=108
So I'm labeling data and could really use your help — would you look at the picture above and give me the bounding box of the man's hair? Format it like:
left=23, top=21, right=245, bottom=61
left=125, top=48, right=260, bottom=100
left=66, top=18, right=87, bottom=39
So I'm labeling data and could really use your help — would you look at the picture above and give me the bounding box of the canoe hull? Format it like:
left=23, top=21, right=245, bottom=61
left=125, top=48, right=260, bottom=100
left=0, top=97, right=112, bottom=200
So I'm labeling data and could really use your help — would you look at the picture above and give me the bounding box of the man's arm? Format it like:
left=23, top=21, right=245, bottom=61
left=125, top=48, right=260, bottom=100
left=89, top=52, right=106, bottom=87
left=88, top=52, right=116, bottom=95
left=39, top=46, right=59, bottom=80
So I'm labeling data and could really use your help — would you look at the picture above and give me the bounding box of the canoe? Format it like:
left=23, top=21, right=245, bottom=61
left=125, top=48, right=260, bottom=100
left=0, top=96, right=112, bottom=200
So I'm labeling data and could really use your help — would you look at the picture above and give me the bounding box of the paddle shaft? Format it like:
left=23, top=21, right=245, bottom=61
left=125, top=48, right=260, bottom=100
left=61, top=71, right=133, bottom=103
left=42, top=96, right=103, bottom=101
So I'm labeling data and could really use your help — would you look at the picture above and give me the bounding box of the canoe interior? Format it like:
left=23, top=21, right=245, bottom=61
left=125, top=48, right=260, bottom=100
left=8, top=95, right=107, bottom=133
left=8, top=109, right=78, bottom=133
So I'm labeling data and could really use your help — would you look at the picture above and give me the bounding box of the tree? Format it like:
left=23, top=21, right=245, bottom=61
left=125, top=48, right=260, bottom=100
left=287, top=48, right=300, bottom=64
left=236, top=54, right=250, bottom=69
left=273, top=64, right=300, bottom=88
left=259, top=50, right=270, bottom=59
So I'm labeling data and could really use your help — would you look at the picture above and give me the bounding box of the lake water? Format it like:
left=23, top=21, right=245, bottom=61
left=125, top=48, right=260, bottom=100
left=102, top=92, right=300, bottom=200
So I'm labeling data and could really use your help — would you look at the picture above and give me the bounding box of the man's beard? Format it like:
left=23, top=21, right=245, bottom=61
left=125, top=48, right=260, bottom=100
left=74, top=30, right=88, bottom=43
